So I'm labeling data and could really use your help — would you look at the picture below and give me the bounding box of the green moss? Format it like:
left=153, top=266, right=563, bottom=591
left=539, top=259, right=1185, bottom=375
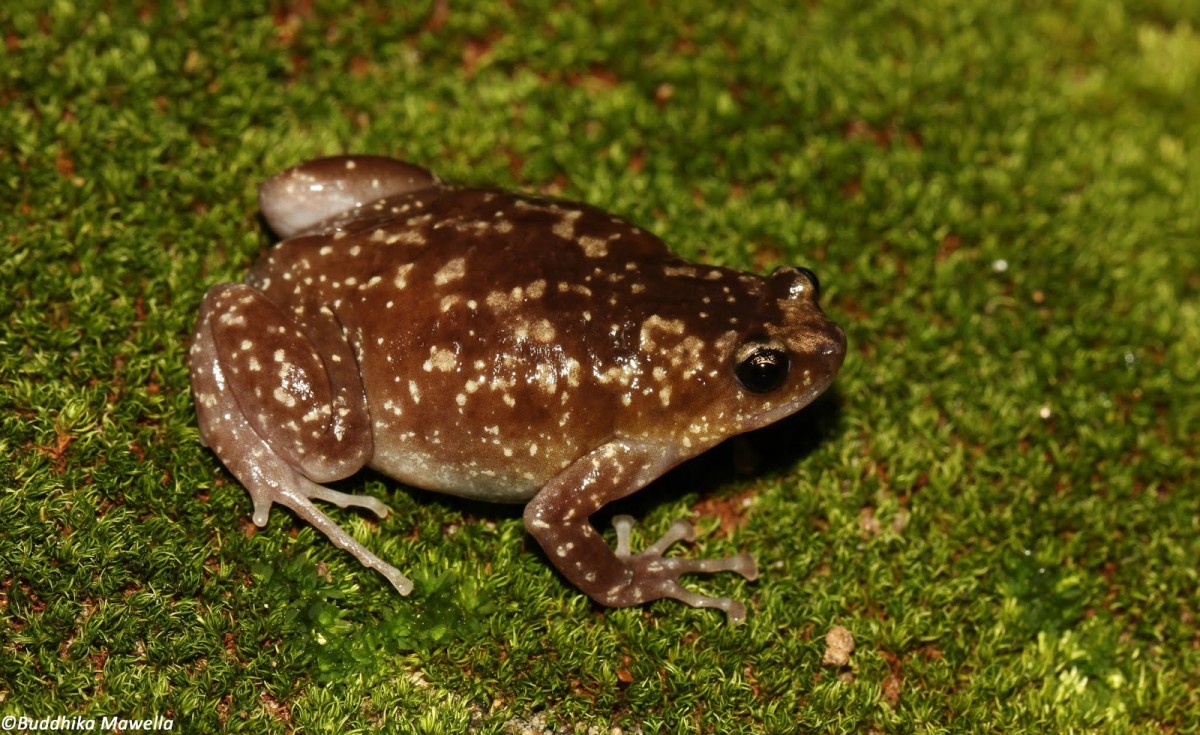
left=2, top=0, right=1197, bottom=731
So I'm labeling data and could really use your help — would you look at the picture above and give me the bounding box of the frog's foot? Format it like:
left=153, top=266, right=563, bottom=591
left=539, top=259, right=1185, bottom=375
left=262, top=474, right=414, bottom=596
left=218, top=432, right=414, bottom=597
left=609, top=515, right=759, bottom=624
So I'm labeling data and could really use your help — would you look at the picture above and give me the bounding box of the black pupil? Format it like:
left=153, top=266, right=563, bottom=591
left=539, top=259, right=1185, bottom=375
left=736, top=347, right=790, bottom=393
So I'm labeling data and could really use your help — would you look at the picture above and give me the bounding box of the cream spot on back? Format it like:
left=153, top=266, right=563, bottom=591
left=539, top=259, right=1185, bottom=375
left=578, top=235, right=608, bottom=258
left=525, top=279, right=547, bottom=299
left=386, top=230, right=427, bottom=245
left=552, top=209, right=583, bottom=239
left=664, top=265, right=701, bottom=278
left=433, top=257, right=467, bottom=286
left=486, top=286, right=524, bottom=312
left=393, top=263, right=414, bottom=289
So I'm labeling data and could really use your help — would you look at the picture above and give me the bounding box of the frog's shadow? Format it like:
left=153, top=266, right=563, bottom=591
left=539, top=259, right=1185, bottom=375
left=347, top=387, right=845, bottom=539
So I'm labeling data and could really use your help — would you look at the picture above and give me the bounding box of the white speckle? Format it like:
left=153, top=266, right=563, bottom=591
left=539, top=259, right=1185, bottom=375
left=434, top=257, right=467, bottom=286
left=578, top=235, right=608, bottom=258
left=993, top=259, right=1009, bottom=273
left=486, top=286, right=524, bottom=312
left=531, top=319, right=556, bottom=342
left=240, top=339, right=252, bottom=350
left=551, top=209, right=583, bottom=239
left=387, top=230, right=428, bottom=246
left=422, top=345, right=458, bottom=372
left=409, top=380, right=421, bottom=404
left=525, top=279, right=547, bottom=299
left=393, top=263, right=414, bottom=289
left=664, top=265, right=701, bottom=278
left=273, top=387, right=296, bottom=407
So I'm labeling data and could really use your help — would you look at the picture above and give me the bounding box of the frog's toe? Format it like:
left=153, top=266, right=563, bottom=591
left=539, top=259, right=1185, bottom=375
left=305, top=484, right=391, bottom=520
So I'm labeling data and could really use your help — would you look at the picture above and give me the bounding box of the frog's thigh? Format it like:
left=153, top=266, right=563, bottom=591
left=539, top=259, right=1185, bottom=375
left=190, top=285, right=411, bottom=594
left=196, top=283, right=372, bottom=483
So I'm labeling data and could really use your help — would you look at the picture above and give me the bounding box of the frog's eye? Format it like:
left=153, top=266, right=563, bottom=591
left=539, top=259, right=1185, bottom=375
left=734, top=340, right=791, bottom=394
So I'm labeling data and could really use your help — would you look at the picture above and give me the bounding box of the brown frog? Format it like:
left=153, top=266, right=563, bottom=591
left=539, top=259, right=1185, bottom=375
left=189, top=156, right=846, bottom=623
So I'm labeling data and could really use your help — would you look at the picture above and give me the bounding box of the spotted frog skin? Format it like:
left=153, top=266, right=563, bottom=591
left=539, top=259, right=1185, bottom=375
left=189, top=155, right=846, bottom=623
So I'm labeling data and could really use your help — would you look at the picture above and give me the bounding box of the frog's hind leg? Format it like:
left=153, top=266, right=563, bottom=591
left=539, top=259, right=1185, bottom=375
left=189, top=283, right=412, bottom=594
left=259, top=155, right=439, bottom=238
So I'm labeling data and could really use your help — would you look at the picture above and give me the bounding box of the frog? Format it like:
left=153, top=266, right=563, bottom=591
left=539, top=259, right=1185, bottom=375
left=188, top=155, right=846, bottom=623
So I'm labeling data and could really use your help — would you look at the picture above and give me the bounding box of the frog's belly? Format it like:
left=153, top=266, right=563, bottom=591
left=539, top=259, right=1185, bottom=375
left=368, top=444, right=544, bottom=503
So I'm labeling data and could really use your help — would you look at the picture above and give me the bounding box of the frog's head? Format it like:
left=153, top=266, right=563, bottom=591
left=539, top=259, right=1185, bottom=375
left=717, top=265, right=846, bottom=434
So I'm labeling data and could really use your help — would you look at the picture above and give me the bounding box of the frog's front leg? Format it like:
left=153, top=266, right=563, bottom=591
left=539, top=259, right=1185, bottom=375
left=189, top=283, right=412, bottom=594
left=524, top=441, right=759, bottom=623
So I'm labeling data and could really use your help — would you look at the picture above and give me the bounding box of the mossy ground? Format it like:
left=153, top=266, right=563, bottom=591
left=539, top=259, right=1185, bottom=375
left=2, top=1, right=1198, bottom=732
